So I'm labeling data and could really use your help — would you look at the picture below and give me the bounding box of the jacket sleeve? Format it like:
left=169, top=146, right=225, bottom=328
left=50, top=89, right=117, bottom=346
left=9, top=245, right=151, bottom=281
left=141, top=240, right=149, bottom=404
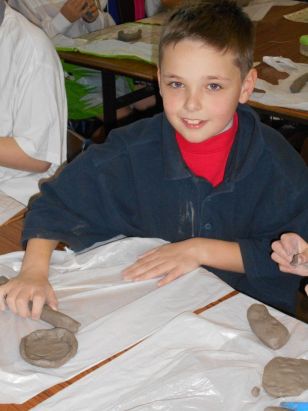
left=22, top=131, right=143, bottom=251
left=238, top=149, right=308, bottom=314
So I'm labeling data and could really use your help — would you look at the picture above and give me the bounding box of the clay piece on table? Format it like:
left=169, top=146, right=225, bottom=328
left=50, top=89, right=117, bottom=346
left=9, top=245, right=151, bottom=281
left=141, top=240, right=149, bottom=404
left=262, top=356, right=308, bottom=397
left=118, top=28, right=142, bottom=42
left=32, top=302, right=81, bottom=334
left=251, top=386, right=261, bottom=397
left=289, top=72, right=308, bottom=93
left=247, top=304, right=290, bottom=349
left=20, top=327, right=78, bottom=368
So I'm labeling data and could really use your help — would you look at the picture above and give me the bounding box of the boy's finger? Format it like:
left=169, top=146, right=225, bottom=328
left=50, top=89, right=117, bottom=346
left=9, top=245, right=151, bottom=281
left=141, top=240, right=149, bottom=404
left=280, top=233, right=300, bottom=255
left=130, top=262, right=170, bottom=281
left=299, top=249, right=308, bottom=264
left=123, top=255, right=161, bottom=277
left=15, top=298, right=31, bottom=318
left=158, top=268, right=182, bottom=286
left=31, top=295, right=46, bottom=320
left=46, top=291, right=58, bottom=312
left=272, top=241, right=291, bottom=259
left=139, top=247, right=160, bottom=258
left=271, top=251, right=290, bottom=266
left=0, top=291, right=6, bottom=311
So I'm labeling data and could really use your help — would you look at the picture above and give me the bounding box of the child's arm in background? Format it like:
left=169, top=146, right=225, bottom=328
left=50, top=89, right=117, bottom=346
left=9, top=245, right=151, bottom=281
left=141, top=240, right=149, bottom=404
left=123, top=237, right=244, bottom=286
left=0, top=238, right=59, bottom=319
left=0, top=138, right=50, bottom=173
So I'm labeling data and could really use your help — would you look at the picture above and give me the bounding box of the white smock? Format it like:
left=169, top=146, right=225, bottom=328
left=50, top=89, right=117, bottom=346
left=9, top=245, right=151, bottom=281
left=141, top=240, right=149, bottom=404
left=7, top=1, right=124, bottom=122
left=7, top=0, right=114, bottom=38
left=0, top=5, right=67, bottom=205
left=145, top=0, right=162, bottom=16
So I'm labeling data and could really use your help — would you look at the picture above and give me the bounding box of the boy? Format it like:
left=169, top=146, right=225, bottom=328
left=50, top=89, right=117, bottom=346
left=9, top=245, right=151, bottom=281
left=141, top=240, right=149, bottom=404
left=0, top=1, right=67, bottom=205
left=1, top=0, right=307, bottom=319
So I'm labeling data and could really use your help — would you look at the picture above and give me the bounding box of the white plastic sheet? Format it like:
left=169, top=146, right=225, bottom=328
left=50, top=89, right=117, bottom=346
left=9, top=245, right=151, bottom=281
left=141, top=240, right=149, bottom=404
left=0, top=190, right=24, bottom=225
left=0, top=237, right=232, bottom=404
left=243, top=0, right=300, bottom=22
left=32, top=294, right=308, bottom=411
left=251, top=57, right=308, bottom=110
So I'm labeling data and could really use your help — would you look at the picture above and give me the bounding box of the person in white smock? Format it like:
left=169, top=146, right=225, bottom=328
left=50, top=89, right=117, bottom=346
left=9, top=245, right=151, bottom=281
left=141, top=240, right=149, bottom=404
left=0, top=2, right=67, bottom=206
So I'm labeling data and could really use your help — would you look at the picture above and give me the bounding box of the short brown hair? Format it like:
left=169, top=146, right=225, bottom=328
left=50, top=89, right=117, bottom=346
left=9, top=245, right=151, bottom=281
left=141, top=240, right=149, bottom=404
left=159, top=0, right=255, bottom=78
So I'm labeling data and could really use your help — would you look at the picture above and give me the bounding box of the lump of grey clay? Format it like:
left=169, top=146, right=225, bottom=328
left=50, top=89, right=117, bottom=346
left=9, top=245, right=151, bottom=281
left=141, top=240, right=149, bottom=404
left=34, top=303, right=81, bottom=334
left=20, top=327, right=78, bottom=368
left=262, top=356, right=308, bottom=397
left=247, top=304, right=290, bottom=349
left=118, top=28, right=142, bottom=42
left=251, top=386, right=260, bottom=397
left=290, top=73, right=308, bottom=93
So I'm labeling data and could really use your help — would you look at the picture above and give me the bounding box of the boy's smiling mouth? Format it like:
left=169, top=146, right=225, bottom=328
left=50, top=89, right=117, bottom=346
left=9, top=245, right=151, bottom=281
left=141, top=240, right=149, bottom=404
left=182, top=118, right=206, bottom=128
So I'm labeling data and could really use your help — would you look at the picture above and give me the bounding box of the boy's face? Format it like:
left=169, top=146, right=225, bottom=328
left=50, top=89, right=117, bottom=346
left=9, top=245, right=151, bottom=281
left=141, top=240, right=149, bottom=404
left=157, top=39, right=256, bottom=143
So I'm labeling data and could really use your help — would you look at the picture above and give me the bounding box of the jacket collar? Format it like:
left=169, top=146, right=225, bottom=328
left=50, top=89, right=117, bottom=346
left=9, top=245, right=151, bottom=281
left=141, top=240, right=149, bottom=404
left=161, top=114, right=191, bottom=180
left=225, top=104, right=264, bottom=183
left=161, top=105, right=264, bottom=183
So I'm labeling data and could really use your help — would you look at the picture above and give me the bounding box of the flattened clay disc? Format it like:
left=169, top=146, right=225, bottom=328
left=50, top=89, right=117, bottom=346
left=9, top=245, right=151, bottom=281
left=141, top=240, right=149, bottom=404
left=20, top=328, right=78, bottom=368
left=262, top=356, right=308, bottom=397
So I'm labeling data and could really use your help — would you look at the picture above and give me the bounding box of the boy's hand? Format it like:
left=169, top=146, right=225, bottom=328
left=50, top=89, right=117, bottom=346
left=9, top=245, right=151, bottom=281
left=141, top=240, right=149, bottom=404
left=0, top=271, right=57, bottom=320
left=122, top=239, right=202, bottom=286
left=271, top=233, right=308, bottom=276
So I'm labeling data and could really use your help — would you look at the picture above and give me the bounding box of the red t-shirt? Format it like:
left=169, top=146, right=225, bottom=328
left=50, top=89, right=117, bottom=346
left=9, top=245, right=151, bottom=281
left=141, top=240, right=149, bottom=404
left=176, top=113, right=238, bottom=187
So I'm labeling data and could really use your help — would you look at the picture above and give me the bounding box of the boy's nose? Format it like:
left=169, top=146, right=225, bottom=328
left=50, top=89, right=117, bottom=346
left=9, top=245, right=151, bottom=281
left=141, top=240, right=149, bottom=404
left=184, top=90, right=202, bottom=112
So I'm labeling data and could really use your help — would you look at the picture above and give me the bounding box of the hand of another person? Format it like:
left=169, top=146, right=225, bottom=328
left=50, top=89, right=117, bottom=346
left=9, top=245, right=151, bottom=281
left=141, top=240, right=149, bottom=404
left=61, top=0, right=91, bottom=23
left=0, top=270, right=57, bottom=320
left=122, top=239, right=202, bottom=286
left=271, top=233, right=308, bottom=276
left=82, top=0, right=99, bottom=23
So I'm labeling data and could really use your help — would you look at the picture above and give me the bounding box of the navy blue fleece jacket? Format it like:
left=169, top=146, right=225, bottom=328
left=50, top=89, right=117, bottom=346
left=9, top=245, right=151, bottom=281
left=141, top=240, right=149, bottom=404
left=23, top=105, right=308, bottom=314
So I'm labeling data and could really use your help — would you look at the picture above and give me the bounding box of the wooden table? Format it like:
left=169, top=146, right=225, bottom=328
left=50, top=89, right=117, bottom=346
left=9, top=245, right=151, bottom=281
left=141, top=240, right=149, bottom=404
left=251, top=3, right=308, bottom=123
left=59, top=48, right=159, bottom=135
left=0, top=211, right=25, bottom=254
left=58, top=3, right=308, bottom=132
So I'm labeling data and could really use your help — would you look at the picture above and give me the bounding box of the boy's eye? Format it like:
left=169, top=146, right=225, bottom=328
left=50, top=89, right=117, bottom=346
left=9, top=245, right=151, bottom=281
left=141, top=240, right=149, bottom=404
left=168, top=81, right=184, bottom=89
left=207, top=83, right=222, bottom=91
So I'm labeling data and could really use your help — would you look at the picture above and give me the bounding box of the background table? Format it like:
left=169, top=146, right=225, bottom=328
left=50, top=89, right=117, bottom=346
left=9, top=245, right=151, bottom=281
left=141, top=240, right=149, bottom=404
left=58, top=3, right=308, bottom=133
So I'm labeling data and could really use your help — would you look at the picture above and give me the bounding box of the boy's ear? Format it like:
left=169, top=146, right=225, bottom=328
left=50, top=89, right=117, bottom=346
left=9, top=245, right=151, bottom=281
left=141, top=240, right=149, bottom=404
left=239, top=68, right=257, bottom=104
left=157, top=67, right=162, bottom=96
